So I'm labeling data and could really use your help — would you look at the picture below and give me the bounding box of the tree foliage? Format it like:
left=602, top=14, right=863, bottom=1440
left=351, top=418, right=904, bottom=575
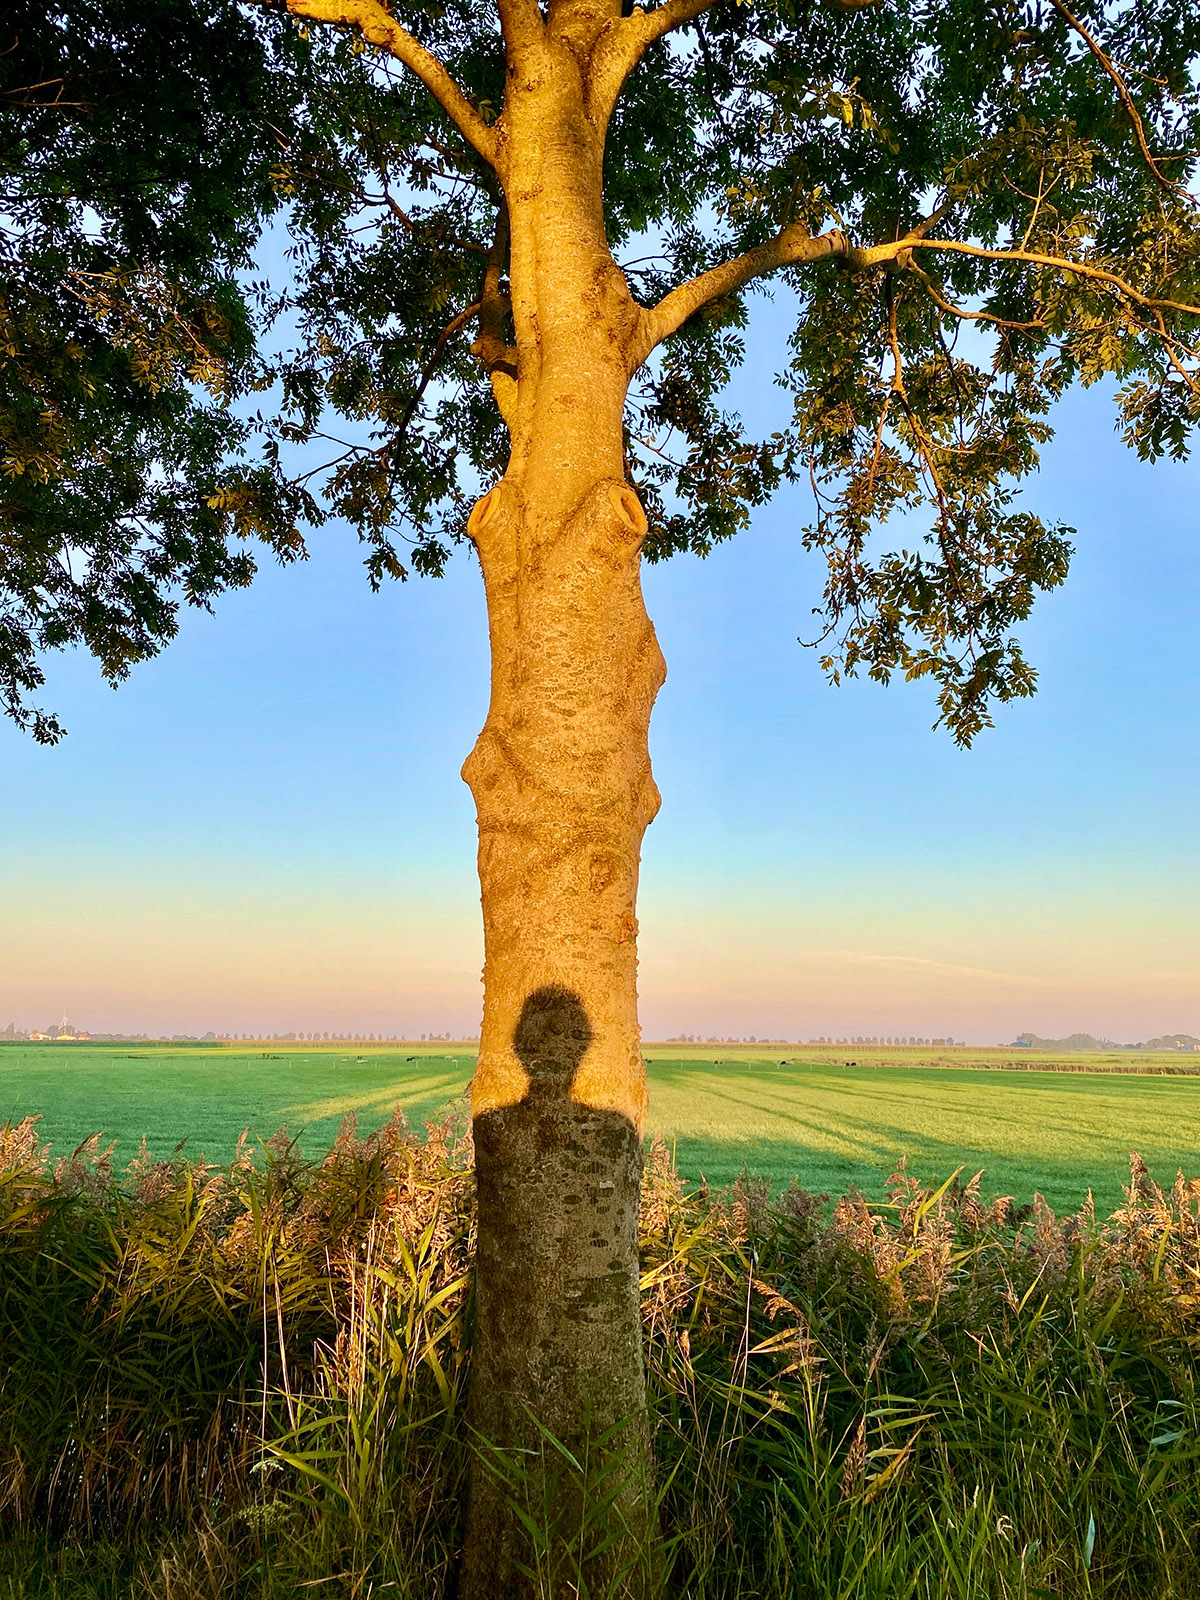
left=4, top=0, right=1199, bottom=742
left=0, top=0, right=322, bottom=739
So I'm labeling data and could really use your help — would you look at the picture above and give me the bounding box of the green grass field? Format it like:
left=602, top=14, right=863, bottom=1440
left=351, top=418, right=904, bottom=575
left=2, top=1043, right=1198, bottom=1211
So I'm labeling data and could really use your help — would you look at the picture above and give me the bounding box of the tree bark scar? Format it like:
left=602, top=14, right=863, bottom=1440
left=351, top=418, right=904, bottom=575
left=467, top=484, right=502, bottom=539
left=589, top=849, right=620, bottom=892
left=461, top=986, right=649, bottom=1600
left=607, top=481, right=647, bottom=533
left=468, top=479, right=522, bottom=586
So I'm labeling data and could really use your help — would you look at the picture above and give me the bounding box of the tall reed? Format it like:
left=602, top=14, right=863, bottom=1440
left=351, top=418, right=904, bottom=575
left=1, top=1111, right=1197, bottom=1598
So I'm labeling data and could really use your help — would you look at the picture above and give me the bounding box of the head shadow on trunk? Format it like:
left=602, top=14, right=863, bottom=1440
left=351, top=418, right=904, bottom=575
left=511, top=985, right=593, bottom=1107
left=474, top=984, right=642, bottom=1172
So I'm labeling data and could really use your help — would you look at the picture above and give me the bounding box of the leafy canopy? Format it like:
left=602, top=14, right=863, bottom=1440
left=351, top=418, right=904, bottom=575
left=3, top=0, right=1198, bottom=742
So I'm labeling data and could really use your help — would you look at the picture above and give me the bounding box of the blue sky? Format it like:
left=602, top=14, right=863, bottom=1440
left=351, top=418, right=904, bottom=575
left=1, top=292, right=1196, bottom=1043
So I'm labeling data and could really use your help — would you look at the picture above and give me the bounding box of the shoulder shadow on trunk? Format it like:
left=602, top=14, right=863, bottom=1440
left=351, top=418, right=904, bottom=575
left=476, top=984, right=642, bottom=1177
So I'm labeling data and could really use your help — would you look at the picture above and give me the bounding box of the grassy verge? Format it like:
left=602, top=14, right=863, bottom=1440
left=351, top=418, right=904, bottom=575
left=1, top=1112, right=1199, bottom=1598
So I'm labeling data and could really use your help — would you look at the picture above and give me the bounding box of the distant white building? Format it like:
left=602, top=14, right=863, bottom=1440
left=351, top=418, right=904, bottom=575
left=37, top=1013, right=90, bottom=1042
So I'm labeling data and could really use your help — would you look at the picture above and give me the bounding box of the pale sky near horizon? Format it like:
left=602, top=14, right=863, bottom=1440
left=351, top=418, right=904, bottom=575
left=1, top=290, right=1196, bottom=1046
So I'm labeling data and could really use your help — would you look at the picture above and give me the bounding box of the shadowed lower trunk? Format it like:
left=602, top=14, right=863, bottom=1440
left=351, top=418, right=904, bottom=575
left=464, top=988, right=650, bottom=1596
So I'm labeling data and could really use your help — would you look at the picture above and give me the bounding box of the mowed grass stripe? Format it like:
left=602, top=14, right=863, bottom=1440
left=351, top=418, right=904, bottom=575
left=0, top=1048, right=472, bottom=1171
left=2, top=1045, right=1198, bottom=1211
left=645, top=1056, right=1200, bottom=1206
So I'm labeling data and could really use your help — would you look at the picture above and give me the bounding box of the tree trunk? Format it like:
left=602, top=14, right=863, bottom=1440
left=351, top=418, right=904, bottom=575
left=458, top=469, right=666, bottom=1597
left=452, top=21, right=668, bottom=1593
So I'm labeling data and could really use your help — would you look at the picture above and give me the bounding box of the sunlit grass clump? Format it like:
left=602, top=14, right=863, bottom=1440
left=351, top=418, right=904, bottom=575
left=1, top=1110, right=1198, bottom=1598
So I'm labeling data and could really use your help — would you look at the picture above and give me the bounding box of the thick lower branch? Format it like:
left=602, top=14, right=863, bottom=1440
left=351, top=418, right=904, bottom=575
left=632, top=224, right=850, bottom=367
left=280, top=0, right=499, bottom=168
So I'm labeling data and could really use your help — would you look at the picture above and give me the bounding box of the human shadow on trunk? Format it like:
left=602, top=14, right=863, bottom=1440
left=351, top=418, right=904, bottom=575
left=473, top=982, right=643, bottom=1357
left=461, top=985, right=650, bottom=1598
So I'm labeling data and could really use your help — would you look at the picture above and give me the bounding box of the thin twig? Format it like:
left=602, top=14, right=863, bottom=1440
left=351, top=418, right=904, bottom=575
left=1045, top=0, right=1193, bottom=199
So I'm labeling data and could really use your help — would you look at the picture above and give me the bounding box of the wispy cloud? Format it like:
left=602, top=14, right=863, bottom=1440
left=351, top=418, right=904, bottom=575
left=818, top=951, right=1056, bottom=988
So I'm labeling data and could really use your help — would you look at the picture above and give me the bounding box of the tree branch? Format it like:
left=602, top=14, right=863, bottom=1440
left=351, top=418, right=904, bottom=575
left=909, top=261, right=1048, bottom=332
left=280, top=0, right=499, bottom=169
left=882, top=238, right=1200, bottom=319
left=1045, top=0, right=1193, bottom=200
left=497, top=0, right=545, bottom=37
left=628, top=0, right=722, bottom=48
left=631, top=223, right=850, bottom=368
left=496, top=0, right=547, bottom=69
left=372, top=299, right=485, bottom=467
left=472, top=203, right=519, bottom=430
left=590, top=0, right=721, bottom=122
left=265, top=126, right=490, bottom=253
